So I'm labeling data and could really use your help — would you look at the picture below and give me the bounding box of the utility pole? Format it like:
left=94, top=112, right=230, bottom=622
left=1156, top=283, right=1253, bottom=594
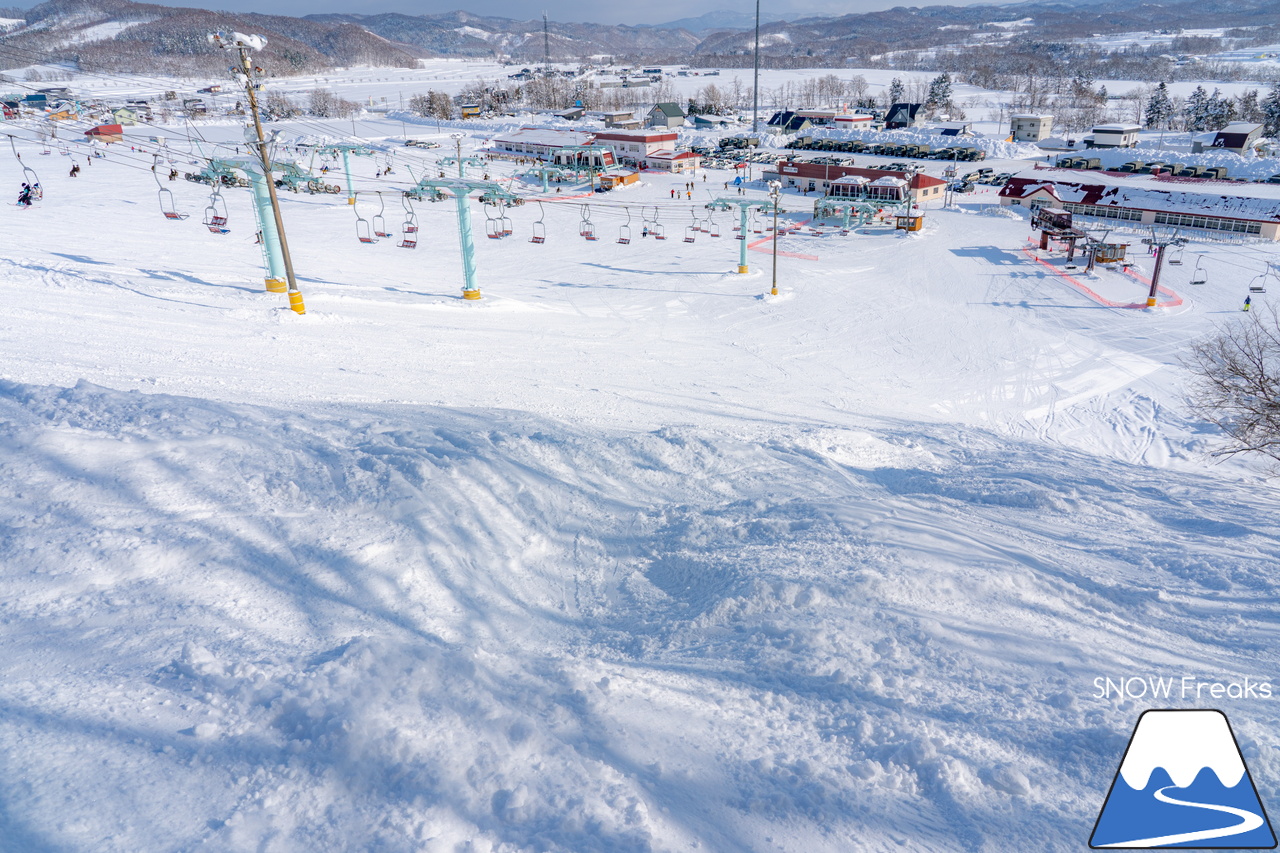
left=1141, top=230, right=1184, bottom=309
left=210, top=31, right=304, bottom=314
left=752, top=0, right=761, bottom=134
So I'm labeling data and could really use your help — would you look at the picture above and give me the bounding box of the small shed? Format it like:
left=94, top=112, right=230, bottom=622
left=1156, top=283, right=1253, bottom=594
left=84, top=123, right=124, bottom=143
left=895, top=213, right=924, bottom=232
left=602, top=110, right=635, bottom=128
left=1094, top=242, right=1128, bottom=264
left=552, top=106, right=585, bottom=121
left=600, top=170, right=640, bottom=188
left=692, top=114, right=732, bottom=130
left=647, top=102, right=685, bottom=129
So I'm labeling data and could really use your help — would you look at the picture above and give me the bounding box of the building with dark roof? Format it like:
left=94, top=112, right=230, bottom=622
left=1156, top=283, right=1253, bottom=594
left=998, top=167, right=1280, bottom=239
left=647, top=102, right=685, bottom=129
left=1210, top=122, right=1264, bottom=156
left=884, top=103, right=923, bottom=129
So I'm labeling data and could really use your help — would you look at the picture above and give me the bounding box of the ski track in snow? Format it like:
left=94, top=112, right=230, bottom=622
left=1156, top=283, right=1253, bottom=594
left=0, top=111, right=1278, bottom=852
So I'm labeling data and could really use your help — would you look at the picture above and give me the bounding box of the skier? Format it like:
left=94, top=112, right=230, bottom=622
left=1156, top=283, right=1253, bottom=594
left=17, top=183, right=32, bottom=206
left=69, top=164, right=79, bottom=178
left=1244, top=295, right=1253, bottom=312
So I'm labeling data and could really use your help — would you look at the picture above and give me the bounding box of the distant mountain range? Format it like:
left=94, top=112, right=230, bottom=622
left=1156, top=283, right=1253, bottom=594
left=0, top=0, right=1277, bottom=78
left=646, top=10, right=789, bottom=35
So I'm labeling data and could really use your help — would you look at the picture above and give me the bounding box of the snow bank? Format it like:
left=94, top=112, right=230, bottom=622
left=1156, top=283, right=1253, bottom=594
left=4, top=379, right=1280, bottom=851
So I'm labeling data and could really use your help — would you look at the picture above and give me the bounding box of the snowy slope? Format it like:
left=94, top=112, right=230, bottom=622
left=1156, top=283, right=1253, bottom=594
left=1, top=114, right=1280, bottom=852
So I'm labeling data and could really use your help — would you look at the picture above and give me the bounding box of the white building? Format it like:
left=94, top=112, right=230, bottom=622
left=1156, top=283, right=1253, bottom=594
left=645, top=150, right=702, bottom=173
left=593, top=130, right=680, bottom=163
left=833, top=114, right=874, bottom=130
left=1010, top=114, right=1053, bottom=142
left=1087, top=124, right=1141, bottom=149
left=490, top=127, right=596, bottom=158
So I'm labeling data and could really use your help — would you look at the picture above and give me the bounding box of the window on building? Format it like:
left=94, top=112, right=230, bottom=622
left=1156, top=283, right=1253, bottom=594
left=1061, top=202, right=1142, bottom=222
left=1153, top=211, right=1261, bottom=234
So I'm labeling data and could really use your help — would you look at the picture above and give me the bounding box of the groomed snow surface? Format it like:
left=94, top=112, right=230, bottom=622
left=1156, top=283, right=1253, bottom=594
left=2, top=115, right=1280, bottom=852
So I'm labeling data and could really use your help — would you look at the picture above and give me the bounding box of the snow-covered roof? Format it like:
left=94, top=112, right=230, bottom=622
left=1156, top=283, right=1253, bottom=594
left=830, top=174, right=870, bottom=185
left=1003, top=168, right=1280, bottom=222
left=870, top=176, right=908, bottom=187
left=492, top=126, right=595, bottom=148
left=1093, top=124, right=1140, bottom=133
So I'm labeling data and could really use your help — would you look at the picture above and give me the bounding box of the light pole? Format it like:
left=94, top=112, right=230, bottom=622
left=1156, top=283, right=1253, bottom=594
left=752, top=0, right=761, bottom=134
left=209, top=30, right=304, bottom=314
left=768, top=179, right=781, bottom=295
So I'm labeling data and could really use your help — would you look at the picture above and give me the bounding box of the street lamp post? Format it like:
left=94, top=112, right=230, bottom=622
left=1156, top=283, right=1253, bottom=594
left=768, top=179, right=781, bottom=296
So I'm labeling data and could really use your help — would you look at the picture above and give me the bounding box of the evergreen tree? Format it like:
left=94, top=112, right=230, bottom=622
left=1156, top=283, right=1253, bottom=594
left=1145, top=82, right=1174, bottom=129
left=888, top=77, right=904, bottom=105
left=1237, top=89, right=1261, bottom=124
left=1204, top=88, right=1236, bottom=129
left=925, top=73, right=952, bottom=112
left=1184, top=85, right=1210, bottom=132
left=1262, top=85, right=1280, bottom=138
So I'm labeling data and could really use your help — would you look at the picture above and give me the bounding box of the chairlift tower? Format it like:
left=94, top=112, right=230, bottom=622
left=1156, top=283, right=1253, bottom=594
left=317, top=142, right=373, bottom=205
left=1140, top=229, right=1186, bottom=309
left=407, top=174, right=521, bottom=300
left=707, top=197, right=776, bottom=274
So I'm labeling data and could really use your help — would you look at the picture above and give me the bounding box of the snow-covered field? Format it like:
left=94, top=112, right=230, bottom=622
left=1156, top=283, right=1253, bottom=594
left=3, top=68, right=1280, bottom=851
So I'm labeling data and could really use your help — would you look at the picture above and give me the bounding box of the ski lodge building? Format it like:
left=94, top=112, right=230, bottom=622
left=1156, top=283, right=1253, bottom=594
left=762, top=160, right=947, bottom=203
left=998, top=167, right=1280, bottom=239
left=593, top=129, right=680, bottom=163
left=490, top=127, right=596, bottom=158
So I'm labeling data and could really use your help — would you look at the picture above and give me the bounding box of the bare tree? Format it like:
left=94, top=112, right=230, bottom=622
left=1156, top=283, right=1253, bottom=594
left=1186, top=305, right=1280, bottom=464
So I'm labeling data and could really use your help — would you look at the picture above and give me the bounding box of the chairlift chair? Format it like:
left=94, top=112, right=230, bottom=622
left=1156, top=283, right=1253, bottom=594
left=398, top=207, right=418, bottom=248
left=651, top=207, right=666, bottom=240
left=1167, top=245, right=1184, bottom=266
left=1249, top=273, right=1267, bottom=294
left=530, top=202, right=547, bottom=244
left=684, top=212, right=697, bottom=243
left=618, top=208, right=632, bottom=245
left=580, top=205, right=598, bottom=241
left=372, top=194, right=391, bottom=238
left=203, top=188, right=229, bottom=234
left=152, top=155, right=188, bottom=220
left=1190, top=256, right=1207, bottom=286
left=708, top=215, right=721, bottom=238
left=9, top=136, right=41, bottom=198
left=158, top=188, right=188, bottom=220
left=352, top=198, right=376, bottom=243
left=499, top=210, right=514, bottom=238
